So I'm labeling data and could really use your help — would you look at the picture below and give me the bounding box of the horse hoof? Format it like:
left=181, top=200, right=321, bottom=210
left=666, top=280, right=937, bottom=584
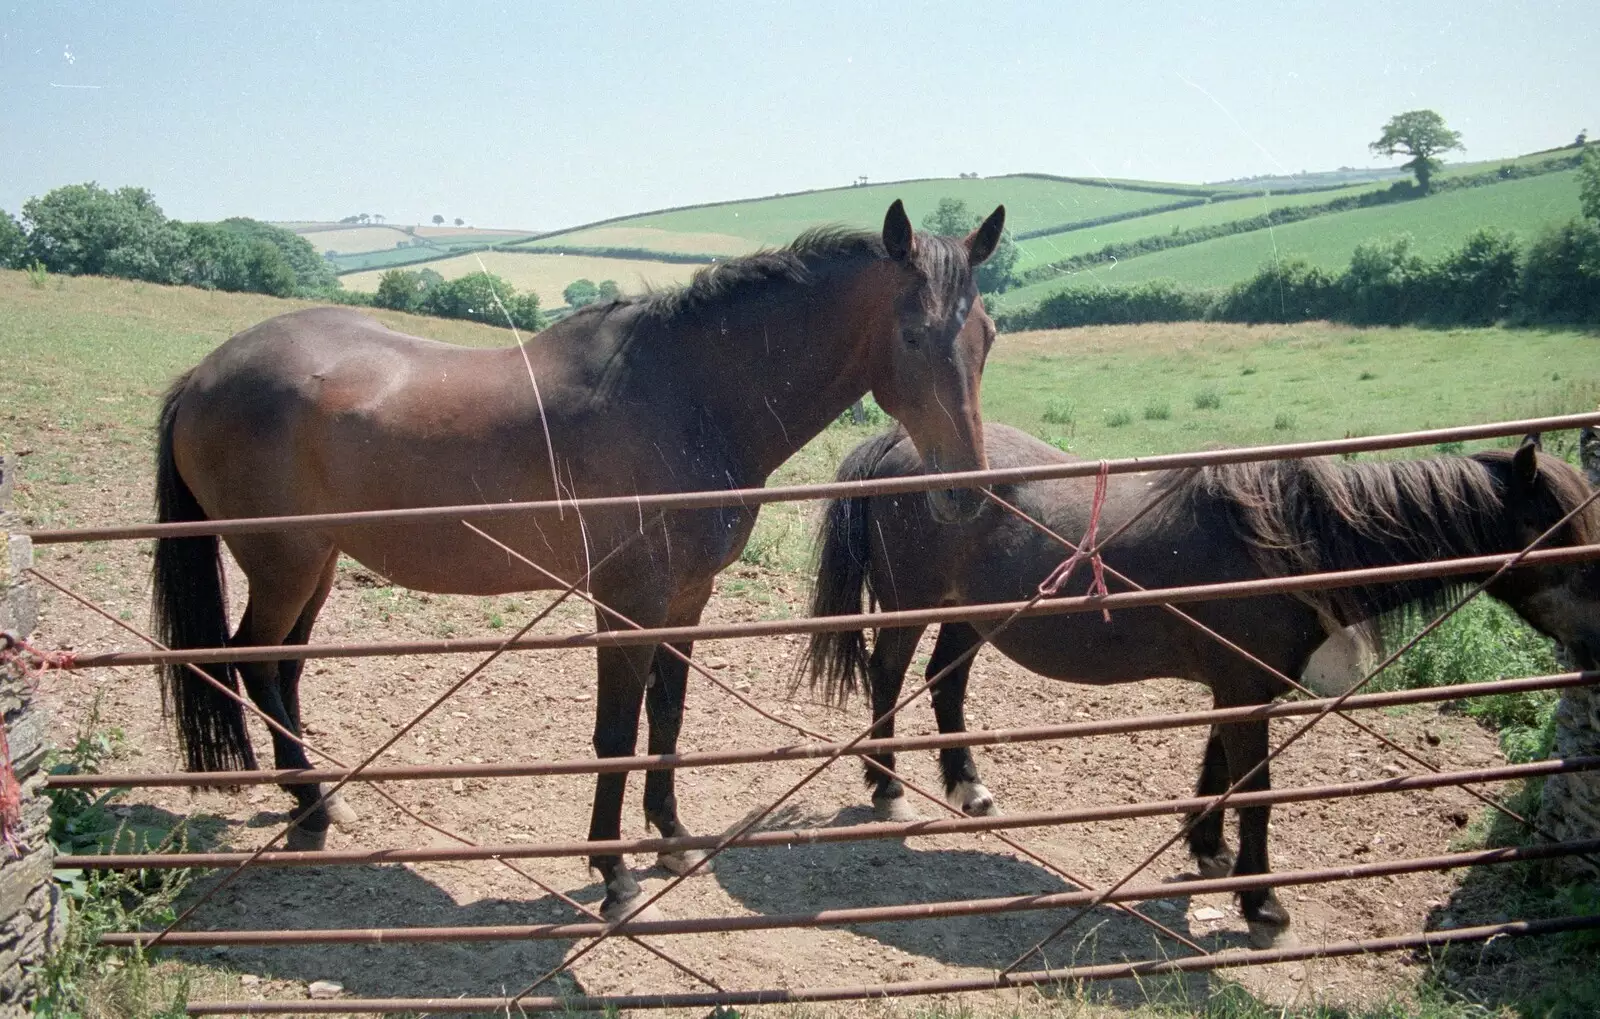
left=873, top=796, right=920, bottom=823
left=601, top=896, right=664, bottom=926
left=1193, top=851, right=1235, bottom=880
left=284, top=823, right=328, bottom=852
left=951, top=782, right=999, bottom=817
left=320, top=785, right=360, bottom=828
left=656, top=849, right=712, bottom=876
left=1247, top=919, right=1297, bottom=950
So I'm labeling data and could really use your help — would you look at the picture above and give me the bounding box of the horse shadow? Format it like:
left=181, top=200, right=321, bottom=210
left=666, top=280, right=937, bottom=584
left=154, top=806, right=589, bottom=1009
left=713, top=804, right=1252, bottom=1006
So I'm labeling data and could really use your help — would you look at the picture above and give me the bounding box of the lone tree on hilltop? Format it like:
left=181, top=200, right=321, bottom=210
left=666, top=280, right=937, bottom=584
left=432, top=214, right=444, bottom=226
left=454, top=217, right=464, bottom=227
left=1370, top=110, right=1462, bottom=192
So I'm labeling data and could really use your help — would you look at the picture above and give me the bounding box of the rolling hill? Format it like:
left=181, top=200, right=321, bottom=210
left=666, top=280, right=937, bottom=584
left=294, top=140, right=1593, bottom=312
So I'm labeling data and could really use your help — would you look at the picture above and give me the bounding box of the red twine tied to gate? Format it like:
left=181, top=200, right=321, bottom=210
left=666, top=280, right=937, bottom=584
left=1037, top=460, right=1113, bottom=622
left=1, top=633, right=76, bottom=855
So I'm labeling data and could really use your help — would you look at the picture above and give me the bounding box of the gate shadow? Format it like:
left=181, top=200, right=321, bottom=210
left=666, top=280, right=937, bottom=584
left=713, top=805, right=1246, bottom=1005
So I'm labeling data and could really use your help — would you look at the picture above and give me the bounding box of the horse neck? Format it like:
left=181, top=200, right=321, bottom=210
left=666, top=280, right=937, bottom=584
left=679, top=266, right=883, bottom=482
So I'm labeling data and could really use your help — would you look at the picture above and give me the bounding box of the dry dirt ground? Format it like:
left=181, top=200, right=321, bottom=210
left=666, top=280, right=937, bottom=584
left=25, top=474, right=1514, bottom=1017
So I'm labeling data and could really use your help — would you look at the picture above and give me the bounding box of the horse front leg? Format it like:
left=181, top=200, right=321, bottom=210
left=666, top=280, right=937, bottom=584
left=926, top=623, right=997, bottom=817
left=643, top=640, right=709, bottom=876
left=589, top=642, right=657, bottom=922
left=1185, top=727, right=1234, bottom=878
left=1218, top=717, right=1293, bottom=947
left=865, top=626, right=923, bottom=821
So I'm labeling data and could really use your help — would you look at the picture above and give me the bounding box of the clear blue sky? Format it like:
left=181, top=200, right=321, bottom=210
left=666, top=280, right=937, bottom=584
left=3, top=1, right=1596, bottom=231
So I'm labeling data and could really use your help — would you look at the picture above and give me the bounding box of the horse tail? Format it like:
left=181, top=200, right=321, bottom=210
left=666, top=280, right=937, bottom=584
left=804, top=427, right=907, bottom=706
left=151, top=371, right=256, bottom=773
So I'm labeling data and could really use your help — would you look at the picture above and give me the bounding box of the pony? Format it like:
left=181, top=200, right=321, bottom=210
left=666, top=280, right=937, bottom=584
left=152, top=201, right=1005, bottom=920
left=806, top=422, right=1600, bottom=945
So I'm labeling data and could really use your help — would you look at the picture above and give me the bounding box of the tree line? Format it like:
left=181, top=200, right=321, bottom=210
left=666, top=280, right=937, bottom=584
left=0, top=183, right=337, bottom=297
left=0, top=183, right=543, bottom=331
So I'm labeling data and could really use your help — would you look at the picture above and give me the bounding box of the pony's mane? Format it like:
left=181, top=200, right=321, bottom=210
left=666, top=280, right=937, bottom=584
left=1159, top=448, right=1597, bottom=634
left=635, top=227, right=886, bottom=322
left=560, top=225, right=975, bottom=325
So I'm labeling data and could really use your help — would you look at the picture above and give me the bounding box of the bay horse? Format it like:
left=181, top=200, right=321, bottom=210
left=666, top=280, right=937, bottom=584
left=152, top=200, right=1005, bottom=920
left=806, top=423, right=1600, bottom=945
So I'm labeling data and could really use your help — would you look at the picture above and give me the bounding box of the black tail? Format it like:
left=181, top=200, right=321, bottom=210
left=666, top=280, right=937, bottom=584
left=804, top=427, right=907, bottom=705
left=151, top=371, right=256, bottom=772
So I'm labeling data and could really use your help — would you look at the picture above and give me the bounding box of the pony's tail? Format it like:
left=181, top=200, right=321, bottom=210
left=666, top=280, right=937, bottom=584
left=803, top=428, right=905, bottom=706
left=151, top=372, right=256, bottom=773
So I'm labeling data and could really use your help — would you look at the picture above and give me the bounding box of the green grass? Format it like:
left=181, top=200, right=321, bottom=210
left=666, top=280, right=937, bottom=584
left=521, top=176, right=1198, bottom=252
left=1001, top=170, right=1583, bottom=306
left=1013, top=183, right=1390, bottom=271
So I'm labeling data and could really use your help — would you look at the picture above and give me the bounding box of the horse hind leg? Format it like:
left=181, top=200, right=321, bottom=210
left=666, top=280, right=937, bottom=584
left=1186, top=728, right=1234, bottom=878
left=865, top=627, right=923, bottom=822
left=229, top=543, right=340, bottom=851
left=276, top=554, right=357, bottom=830
left=926, top=623, right=997, bottom=817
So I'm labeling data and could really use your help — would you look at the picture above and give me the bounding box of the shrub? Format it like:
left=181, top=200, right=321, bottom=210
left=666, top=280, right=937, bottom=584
left=1428, top=227, right=1521, bottom=324
left=374, top=268, right=425, bottom=311
left=1143, top=401, right=1171, bottom=421
left=22, top=183, right=188, bottom=283
left=1377, top=598, right=1562, bottom=764
left=1005, top=280, right=1213, bottom=330
left=1519, top=218, right=1600, bottom=324
left=1211, top=257, right=1337, bottom=323
left=420, top=271, right=542, bottom=330
left=1104, top=408, right=1133, bottom=427
left=1340, top=235, right=1432, bottom=325
left=1194, top=387, right=1222, bottom=410
left=1041, top=399, right=1076, bottom=426
left=0, top=209, right=24, bottom=268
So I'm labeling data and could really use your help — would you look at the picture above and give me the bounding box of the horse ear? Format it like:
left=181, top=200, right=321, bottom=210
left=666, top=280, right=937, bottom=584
left=1523, top=432, right=1543, bottom=450
left=1511, top=437, right=1541, bottom=495
left=882, top=200, right=915, bottom=262
left=965, top=205, right=1006, bottom=267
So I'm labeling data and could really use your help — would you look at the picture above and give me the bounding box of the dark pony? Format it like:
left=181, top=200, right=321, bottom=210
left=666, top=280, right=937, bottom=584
left=807, top=422, right=1600, bottom=946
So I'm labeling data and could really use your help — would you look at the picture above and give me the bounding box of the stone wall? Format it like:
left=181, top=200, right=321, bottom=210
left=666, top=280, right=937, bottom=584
left=0, top=454, right=59, bottom=1015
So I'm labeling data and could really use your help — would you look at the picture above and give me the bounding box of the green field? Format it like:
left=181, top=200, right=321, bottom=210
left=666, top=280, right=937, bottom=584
left=1013, top=182, right=1390, bottom=271
left=1000, top=169, right=1584, bottom=306
left=517, top=176, right=1201, bottom=252
left=6, top=268, right=1595, bottom=541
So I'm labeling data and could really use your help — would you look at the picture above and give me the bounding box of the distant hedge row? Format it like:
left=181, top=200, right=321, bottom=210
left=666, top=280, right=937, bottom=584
left=329, top=266, right=543, bottom=331
left=996, top=219, right=1600, bottom=331
left=1012, top=148, right=1596, bottom=290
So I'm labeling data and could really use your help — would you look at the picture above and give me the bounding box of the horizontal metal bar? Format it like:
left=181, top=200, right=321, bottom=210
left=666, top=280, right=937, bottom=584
left=182, top=914, right=1600, bottom=1013
left=59, top=755, right=1600, bottom=870
left=58, top=544, right=1600, bottom=669
left=29, top=410, right=1600, bottom=546
left=50, top=670, right=1599, bottom=789
left=98, top=837, right=1600, bottom=947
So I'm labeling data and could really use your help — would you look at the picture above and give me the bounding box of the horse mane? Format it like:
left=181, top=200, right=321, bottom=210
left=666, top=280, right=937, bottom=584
left=1160, top=448, right=1598, bottom=635
left=586, top=225, right=971, bottom=325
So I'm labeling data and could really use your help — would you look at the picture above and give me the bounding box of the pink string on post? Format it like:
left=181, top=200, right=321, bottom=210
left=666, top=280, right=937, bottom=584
left=1036, top=460, right=1113, bottom=621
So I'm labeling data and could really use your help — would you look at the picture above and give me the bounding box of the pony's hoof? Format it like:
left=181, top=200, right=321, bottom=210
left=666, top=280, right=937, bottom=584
left=951, top=781, right=999, bottom=817
left=1247, top=919, right=1297, bottom=950
left=601, top=895, right=664, bottom=926
left=1193, top=850, right=1236, bottom=880
left=284, top=823, right=328, bottom=852
left=320, top=784, right=360, bottom=828
left=873, top=795, right=920, bottom=823
left=656, top=849, right=712, bottom=876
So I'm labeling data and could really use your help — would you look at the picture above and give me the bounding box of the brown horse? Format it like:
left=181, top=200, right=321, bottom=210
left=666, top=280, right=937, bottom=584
left=152, top=200, right=1005, bottom=920
left=807, top=423, right=1600, bottom=945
